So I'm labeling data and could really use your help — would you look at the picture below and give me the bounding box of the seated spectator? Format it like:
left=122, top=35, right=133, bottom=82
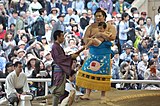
left=87, top=0, right=99, bottom=14
left=80, top=10, right=90, bottom=30
left=48, top=7, right=59, bottom=22
left=99, top=0, right=113, bottom=14
left=144, top=59, right=160, bottom=89
left=137, top=53, right=148, bottom=80
left=120, top=43, right=133, bottom=64
left=144, top=17, right=155, bottom=39
left=115, top=0, right=131, bottom=14
left=72, top=0, right=84, bottom=15
left=24, top=55, right=37, bottom=77
left=0, top=24, right=6, bottom=39
left=119, top=61, right=137, bottom=89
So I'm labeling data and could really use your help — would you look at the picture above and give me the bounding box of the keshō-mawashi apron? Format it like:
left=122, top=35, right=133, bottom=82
left=76, top=41, right=113, bottom=91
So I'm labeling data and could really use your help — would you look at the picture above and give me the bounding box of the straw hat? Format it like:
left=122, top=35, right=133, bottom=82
left=26, top=55, right=38, bottom=65
left=17, top=49, right=26, bottom=54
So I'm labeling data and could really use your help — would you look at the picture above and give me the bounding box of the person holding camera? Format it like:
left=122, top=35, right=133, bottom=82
left=144, top=59, right=160, bottom=89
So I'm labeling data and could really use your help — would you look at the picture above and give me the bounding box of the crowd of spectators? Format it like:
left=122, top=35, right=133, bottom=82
left=0, top=0, right=160, bottom=100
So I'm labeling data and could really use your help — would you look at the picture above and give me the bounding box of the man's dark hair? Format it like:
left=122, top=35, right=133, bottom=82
left=66, top=70, right=76, bottom=79
left=122, top=12, right=129, bottom=20
left=158, top=6, right=160, bottom=13
left=146, top=17, right=152, bottom=21
left=98, top=22, right=107, bottom=29
left=137, top=17, right=145, bottom=25
left=94, top=8, right=107, bottom=19
left=130, top=7, right=138, bottom=13
left=39, top=8, right=45, bottom=15
left=14, top=61, right=22, bottom=67
left=53, top=30, right=63, bottom=40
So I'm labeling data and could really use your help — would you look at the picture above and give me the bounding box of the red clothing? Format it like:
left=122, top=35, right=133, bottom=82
left=0, top=30, right=6, bottom=39
left=74, top=32, right=80, bottom=37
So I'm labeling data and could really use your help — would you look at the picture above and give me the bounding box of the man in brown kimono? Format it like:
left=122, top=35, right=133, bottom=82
left=51, top=30, right=79, bottom=106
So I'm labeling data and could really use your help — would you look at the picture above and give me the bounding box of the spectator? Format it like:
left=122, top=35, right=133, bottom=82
left=120, top=43, right=133, bottom=64
left=24, top=55, right=37, bottom=77
left=41, top=36, right=51, bottom=51
left=15, top=11, right=26, bottom=36
left=99, top=0, right=113, bottom=14
left=144, top=59, right=160, bottom=89
left=119, top=61, right=137, bottom=89
left=144, top=17, right=155, bottom=39
left=5, top=62, right=14, bottom=77
left=71, top=24, right=81, bottom=38
left=111, top=58, right=120, bottom=80
left=141, top=12, right=147, bottom=20
left=31, top=60, right=46, bottom=96
left=137, top=53, right=148, bottom=81
left=130, top=7, right=138, bottom=20
left=72, top=0, right=84, bottom=15
left=28, top=0, right=42, bottom=14
left=0, top=23, right=6, bottom=39
left=136, top=17, right=147, bottom=38
left=50, top=0, right=59, bottom=9
left=87, top=0, right=99, bottom=14
left=0, top=48, right=7, bottom=73
left=8, top=10, right=18, bottom=28
left=15, top=0, right=28, bottom=14
left=155, top=21, right=160, bottom=41
left=51, top=13, right=66, bottom=42
left=138, top=38, right=150, bottom=54
left=2, top=30, right=16, bottom=56
left=64, top=8, right=80, bottom=25
left=155, top=6, right=160, bottom=25
left=115, top=0, right=131, bottom=14
left=31, top=8, right=45, bottom=40
left=80, top=9, right=90, bottom=30
left=48, top=7, right=59, bottom=22
left=118, top=12, right=132, bottom=51
left=58, top=0, right=72, bottom=14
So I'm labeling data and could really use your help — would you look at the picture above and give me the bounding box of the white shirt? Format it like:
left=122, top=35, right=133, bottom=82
left=5, top=71, right=30, bottom=97
left=65, top=79, right=83, bottom=96
left=29, top=2, right=42, bottom=14
left=155, top=13, right=160, bottom=25
left=144, top=69, right=160, bottom=80
left=137, top=61, right=147, bottom=77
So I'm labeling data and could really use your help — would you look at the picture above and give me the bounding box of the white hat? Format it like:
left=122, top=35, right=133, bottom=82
left=26, top=55, right=38, bottom=65
left=17, top=49, right=26, bottom=54
left=106, top=16, right=113, bottom=22
left=82, top=10, right=87, bottom=14
left=18, top=40, right=25, bottom=46
left=44, top=51, right=50, bottom=57
left=116, top=13, right=122, bottom=18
